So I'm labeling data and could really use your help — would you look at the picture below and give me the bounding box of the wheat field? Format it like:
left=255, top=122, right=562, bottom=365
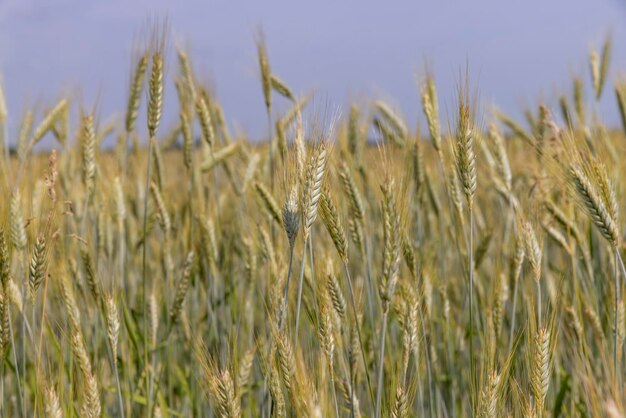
left=0, top=28, right=625, bottom=418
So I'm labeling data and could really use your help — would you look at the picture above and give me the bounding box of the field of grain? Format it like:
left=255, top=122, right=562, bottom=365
left=0, top=29, right=625, bottom=418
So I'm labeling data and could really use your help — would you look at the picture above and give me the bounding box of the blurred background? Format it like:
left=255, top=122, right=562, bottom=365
left=0, top=0, right=625, bottom=145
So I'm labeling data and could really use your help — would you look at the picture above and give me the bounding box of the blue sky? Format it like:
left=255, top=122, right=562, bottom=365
left=1, top=0, right=625, bottom=145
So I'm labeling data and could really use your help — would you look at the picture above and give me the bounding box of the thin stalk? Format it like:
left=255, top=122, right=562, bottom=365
left=537, top=279, right=542, bottom=327
left=268, top=240, right=293, bottom=417
left=31, top=299, right=38, bottom=413
left=617, top=249, right=626, bottom=293
left=141, top=137, right=154, bottom=415
left=8, top=310, right=24, bottom=418
left=0, top=361, right=3, bottom=416
left=506, top=198, right=520, bottom=355
left=468, top=206, right=475, bottom=411
left=343, top=261, right=375, bottom=408
left=309, top=232, right=320, bottom=331
left=119, top=219, right=126, bottom=297
left=363, top=237, right=376, bottom=323
left=294, top=236, right=308, bottom=343
left=508, top=270, right=521, bottom=354
left=20, top=255, right=26, bottom=416
left=421, top=308, right=435, bottom=418
left=615, top=248, right=620, bottom=384
left=278, top=245, right=295, bottom=331
left=374, top=311, right=389, bottom=418
left=267, top=111, right=275, bottom=243
left=101, top=302, right=126, bottom=418
left=114, top=360, right=125, bottom=418
left=330, top=365, right=340, bottom=418
left=349, top=352, right=355, bottom=418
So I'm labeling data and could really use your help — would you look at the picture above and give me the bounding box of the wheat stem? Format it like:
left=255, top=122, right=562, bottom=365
left=294, top=237, right=308, bottom=344
left=343, top=261, right=375, bottom=409
left=374, top=311, right=389, bottom=418
left=279, top=245, right=295, bottom=331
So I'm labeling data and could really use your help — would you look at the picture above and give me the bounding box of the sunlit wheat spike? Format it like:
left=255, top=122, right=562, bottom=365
left=531, top=326, right=551, bottom=415
left=82, top=373, right=102, bottom=418
left=44, top=383, right=63, bottom=418
left=320, top=189, right=349, bottom=262
left=70, top=328, right=92, bottom=377
left=270, top=74, right=294, bottom=101
left=29, top=234, right=48, bottom=297
left=590, top=49, right=601, bottom=100
left=80, top=248, right=101, bottom=302
left=180, top=109, right=194, bottom=170
left=282, top=186, right=300, bottom=248
left=478, top=370, right=500, bottom=418
left=338, top=161, right=365, bottom=222
left=398, top=285, right=419, bottom=371
left=269, top=364, right=286, bottom=418
left=318, top=290, right=335, bottom=363
left=454, top=85, right=477, bottom=209
left=81, top=114, right=96, bottom=196
left=51, top=103, right=68, bottom=145
left=401, top=233, right=417, bottom=279
left=326, top=266, right=346, bottom=319
left=590, top=37, right=611, bottom=100
left=380, top=176, right=400, bottom=311
left=237, top=346, right=256, bottom=393
left=570, top=164, right=619, bottom=247
left=275, top=118, right=287, bottom=159
left=196, top=94, right=215, bottom=148
left=150, top=181, right=171, bottom=233
left=523, top=221, right=542, bottom=282
left=61, top=274, right=80, bottom=329
left=391, top=385, right=409, bottom=418
left=176, top=47, right=196, bottom=99
left=126, top=51, right=149, bottom=133
left=302, top=142, right=330, bottom=239
left=32, top=99, right=68, bottom=145
left=487, top=123, right=512, bottom=192
left=276, top=330, right=296, bottom=393
left=591, top=160, right=619, bottom=224
left=9, top=189, right=27, bottom=250
left=573, top=77, right=585, bottom=126
left=17, top=110, right=34, bottom=162
left=170, top=251, right=195, bottom=326
left=346, top=105, right=362, bottom=159
left=412, top=137, right=425, bottom=198
left=105, top=294, right=120, bottom=366
left=599, top=36, right=612, bottom=100
left=421, top=76, right=442, bottom=153
left=257, top=35, right=272, bottom=111
left=148, top=50, right=164, bottom=139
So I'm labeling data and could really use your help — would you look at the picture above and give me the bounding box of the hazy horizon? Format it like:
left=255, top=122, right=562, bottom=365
left=1, top=0, right=626, bottom=147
